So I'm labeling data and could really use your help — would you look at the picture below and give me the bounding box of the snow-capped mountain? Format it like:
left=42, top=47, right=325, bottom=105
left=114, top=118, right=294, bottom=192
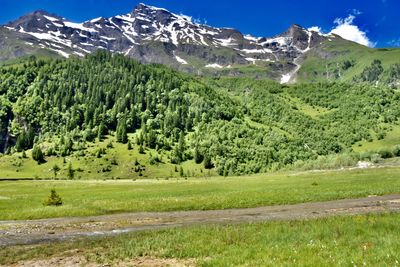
left=1, top=3, right=335, bottom=82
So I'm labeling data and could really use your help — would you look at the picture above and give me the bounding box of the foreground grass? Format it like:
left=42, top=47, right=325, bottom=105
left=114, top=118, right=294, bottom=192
left=0, top=167, right=400, bottom=220
left=1, top=213, right=400, bottom=266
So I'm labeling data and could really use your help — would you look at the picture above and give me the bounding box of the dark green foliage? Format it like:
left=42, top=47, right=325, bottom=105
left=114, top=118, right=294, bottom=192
left=386, top=63, right=400, bottom=88
left=106, top=141, right=114, bottom=148
left=116, top=118, right=128, bottom=144
left=1, top=52, right=399, bottom=176
left=203, top=155, right=213, bottom=169
left=43, top=189, right=63, bottom=206
left=52, top=164, right=60, bottom=178
left=67, top=163, right=75, bottom=180
left=393, top=145, right=400, bottom=157
left=342, top=60, right=355, bottom=70
left=127, top=140, right=133, bottom=150
left=379, top=148, right=393, bottom=159
left=32, top=145, right=44, bottom=164
left=356, top=60, right=383, bottom=83
left=97, top=122, right=106, bottom=141
left=139, top=144, right=145, bottom=154
left=194, top=146, right=204, bottom=164
left=15, top=128, right=35, bottom=152
left=179, top=166, right=184, bottom=177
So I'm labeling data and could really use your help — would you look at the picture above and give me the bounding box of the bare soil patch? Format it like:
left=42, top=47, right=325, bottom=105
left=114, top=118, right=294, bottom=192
left=1, top=194, right=400, bottom=247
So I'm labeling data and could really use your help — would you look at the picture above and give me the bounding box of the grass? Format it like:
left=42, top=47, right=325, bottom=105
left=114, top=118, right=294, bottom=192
left=0, top=134, right=214, bottom=180
left=0, top=166, right=400, bottom=220
left=1, top=212, right=400, bottom=266
left=282, top=93, right=334, bottom=119
left=353, top=125, right=400, bottom=152
left=298, top=36, right=400, bottom=83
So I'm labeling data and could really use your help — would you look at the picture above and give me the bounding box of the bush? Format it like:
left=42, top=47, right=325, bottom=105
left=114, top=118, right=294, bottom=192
left=43, top=189, right=63, bottom=206
left=67, top=163, right=75, bottom=179
left=393, top=145, right=400, bottom=157
left=371, top=153, right=382, bottom=163
left=32, top=145, right=45, bottom=164
left=379, top=148, right=393, bottom=159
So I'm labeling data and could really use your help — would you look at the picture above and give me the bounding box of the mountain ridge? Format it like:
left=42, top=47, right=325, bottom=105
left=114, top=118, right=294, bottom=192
left=1, top=3, right=399, bottom=85
left=1, top=3, right=336, bottom=82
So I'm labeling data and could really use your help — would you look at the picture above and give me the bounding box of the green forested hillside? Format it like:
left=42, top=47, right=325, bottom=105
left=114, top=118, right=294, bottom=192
left=298, top=37, right=400, bottom=86
left=0, top=51, right=399, bottom=178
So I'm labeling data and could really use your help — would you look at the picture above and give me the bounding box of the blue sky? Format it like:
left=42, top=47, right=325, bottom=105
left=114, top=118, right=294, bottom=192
left=0, top=0, right=398, bottom=47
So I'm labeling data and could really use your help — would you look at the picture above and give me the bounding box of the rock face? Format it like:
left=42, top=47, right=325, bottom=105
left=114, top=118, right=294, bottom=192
left=1, top=3, right=334, bottom=81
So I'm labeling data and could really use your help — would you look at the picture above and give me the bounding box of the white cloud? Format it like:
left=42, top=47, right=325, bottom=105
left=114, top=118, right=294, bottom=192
left=329, top=15, right=375, bottom=47
left=307, top=26, right=322, bottom=34
left=351, top=9, right=362, bottom=16
left=388, top=38, right=400, bottom=47
left=178, top=13, right=193, bottom=22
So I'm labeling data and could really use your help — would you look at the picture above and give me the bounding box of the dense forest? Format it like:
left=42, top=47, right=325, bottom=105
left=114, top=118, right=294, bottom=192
left=1, top=51, right=400, bottom=176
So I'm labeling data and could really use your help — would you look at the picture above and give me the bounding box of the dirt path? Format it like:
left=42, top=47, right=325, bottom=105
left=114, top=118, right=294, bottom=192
left=1, top=194, right=400, bottom=247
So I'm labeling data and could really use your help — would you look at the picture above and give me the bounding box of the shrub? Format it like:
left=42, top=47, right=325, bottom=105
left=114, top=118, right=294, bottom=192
left=43, top=189, right=63, bottom=206
left=371, top=153, right=382, bottom=163
left=52, top=164, right=61, bottom=179
left=379, top=148, right=393, bottom=159
left=32, top=145, right=45, bottom=164
left=67, top=163, right=75, bottom=179
left=139, top=144, right=145, bottom=154
left=393, top=145, right=400, bottom=157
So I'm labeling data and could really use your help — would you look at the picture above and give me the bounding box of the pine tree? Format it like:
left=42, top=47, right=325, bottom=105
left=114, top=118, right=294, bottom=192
left=98, top=122, right=106, bottom=141
left=176, top=131, right=186, bottom=162
left=179, top=166, right=184, bottom=177
left=43, top=189, right=63, bottom=206
left=67, top=163, right=75, bottom=180
left=52, top=164, right=61, bottom=179
left=116, top=118, right=128, bottom=143
left=139, top=144, right=145, bottom=154
left=32, top=145, right=45, bottom=164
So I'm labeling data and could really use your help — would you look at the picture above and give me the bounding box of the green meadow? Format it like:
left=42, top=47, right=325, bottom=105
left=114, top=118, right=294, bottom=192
left=0, top=166, right=399, bottom=220
left=2, top=213, right=399, bottom=266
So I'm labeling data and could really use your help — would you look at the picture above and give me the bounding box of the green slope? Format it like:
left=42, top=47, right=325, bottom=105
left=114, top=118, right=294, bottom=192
left=297, top=35, right=400, bottom=83
left=0, top=52, right=399, bottom=179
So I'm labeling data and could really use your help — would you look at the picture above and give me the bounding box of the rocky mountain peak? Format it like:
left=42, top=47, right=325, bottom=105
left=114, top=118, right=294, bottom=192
left=1, top=4, right=334, bottom=82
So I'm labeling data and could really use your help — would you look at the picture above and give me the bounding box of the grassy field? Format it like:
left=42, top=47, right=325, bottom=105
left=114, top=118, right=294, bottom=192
left=0, top=166, right=400, bottom=220
left=0, top=134, right=214, bottom=180
left=1, top=212, right=399, bottom=266
left=353, top=125, right=400, bottom=153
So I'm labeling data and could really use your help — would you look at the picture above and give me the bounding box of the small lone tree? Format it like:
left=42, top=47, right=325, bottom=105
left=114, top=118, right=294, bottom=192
left=52, top=164, right=61, bottom=179
left=67, top=162, right=75, bottom=180
left=139, top=144, right=145, bottom=154
left=127, top=140, right=133, bottom=150
left=32, top=145, right=45, bottom=164
left=43, top=189, right=63, bottom=206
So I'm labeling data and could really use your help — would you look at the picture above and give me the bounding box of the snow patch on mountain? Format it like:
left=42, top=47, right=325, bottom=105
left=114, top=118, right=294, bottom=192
left=63, top=21, right=97, bottom=33
left=174, top=52, right=188, bottom=64
left=205, top=63, right=224, bottom=68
